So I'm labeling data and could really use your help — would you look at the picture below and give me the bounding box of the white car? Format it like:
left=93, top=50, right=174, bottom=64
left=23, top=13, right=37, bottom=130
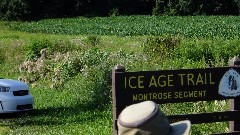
left=0, top=79, right=34, bottom=113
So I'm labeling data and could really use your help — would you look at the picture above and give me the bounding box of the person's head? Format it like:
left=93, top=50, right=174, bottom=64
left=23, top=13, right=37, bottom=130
left=117, top=100, right=191, bottom=135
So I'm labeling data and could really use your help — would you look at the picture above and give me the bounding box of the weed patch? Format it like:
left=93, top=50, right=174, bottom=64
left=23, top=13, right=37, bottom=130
left=141, top=36, right=180, bottom=62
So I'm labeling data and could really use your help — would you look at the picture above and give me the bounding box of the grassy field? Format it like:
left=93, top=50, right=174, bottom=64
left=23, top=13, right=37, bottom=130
left=0, top=15, right=240, bottom=134
left=9, top=16, right=240, bottom=39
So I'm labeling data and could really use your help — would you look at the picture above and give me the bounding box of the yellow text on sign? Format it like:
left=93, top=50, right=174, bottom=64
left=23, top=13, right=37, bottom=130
left=124, top=72, right=215, bottom=89
left=132, top=90, right=207, bottom=101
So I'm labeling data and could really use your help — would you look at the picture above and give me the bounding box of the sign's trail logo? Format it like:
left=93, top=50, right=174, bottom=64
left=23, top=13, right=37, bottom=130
left=219, top=69, right=240, bottom=97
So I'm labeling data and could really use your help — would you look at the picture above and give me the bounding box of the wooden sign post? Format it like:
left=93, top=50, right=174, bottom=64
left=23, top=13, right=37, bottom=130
left=112, top=57, right=240, bottom=134
left=229, top=56, right=240, bottom=132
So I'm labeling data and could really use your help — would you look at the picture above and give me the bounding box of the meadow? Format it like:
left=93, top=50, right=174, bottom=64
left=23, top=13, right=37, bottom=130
left=0, top=15, right=240, bottom=134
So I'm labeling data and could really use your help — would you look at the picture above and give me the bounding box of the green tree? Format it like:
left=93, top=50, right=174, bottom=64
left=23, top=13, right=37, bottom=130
left=0, top=0, right=30, bottom=20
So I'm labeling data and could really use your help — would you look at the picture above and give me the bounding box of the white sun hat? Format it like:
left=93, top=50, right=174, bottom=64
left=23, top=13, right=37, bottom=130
left=117, top=100, right=191, bottom=135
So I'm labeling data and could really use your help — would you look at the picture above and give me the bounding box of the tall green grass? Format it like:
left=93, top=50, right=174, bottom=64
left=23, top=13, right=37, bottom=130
left=9, top=16, right=240, bottom=39
left=1, top=16, right=240, bottom=134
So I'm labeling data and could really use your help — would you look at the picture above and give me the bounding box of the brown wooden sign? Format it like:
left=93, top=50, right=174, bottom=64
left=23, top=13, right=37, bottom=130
left=112, top=65, right=240, bottom=135
left=114, top=67, right=240, bottom=106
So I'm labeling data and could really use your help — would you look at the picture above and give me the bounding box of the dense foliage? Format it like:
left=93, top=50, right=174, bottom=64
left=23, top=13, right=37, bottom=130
left=9, top=16, right=240, bottom=39
left=1, top=0, right=240, bottom=20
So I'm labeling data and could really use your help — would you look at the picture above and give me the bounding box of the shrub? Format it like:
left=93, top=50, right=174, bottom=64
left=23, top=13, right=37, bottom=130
left=19, top=45, right=113, bottom=88
left=24, top=39, right=52, bottom=61
left=85, top=35, right=101, bottom=46
left=173, top=39, right=240, bottom=67
left=50, top=40, right=82, bottom=53
left=57, top=52, right=83, bottom=82
left=83, top=64, right=112, bottom=109
left=141, top=36, right=180, bottom=61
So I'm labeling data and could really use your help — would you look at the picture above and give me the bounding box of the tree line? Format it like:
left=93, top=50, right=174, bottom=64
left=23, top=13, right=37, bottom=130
left=1, top=0, right=240, bottom=21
